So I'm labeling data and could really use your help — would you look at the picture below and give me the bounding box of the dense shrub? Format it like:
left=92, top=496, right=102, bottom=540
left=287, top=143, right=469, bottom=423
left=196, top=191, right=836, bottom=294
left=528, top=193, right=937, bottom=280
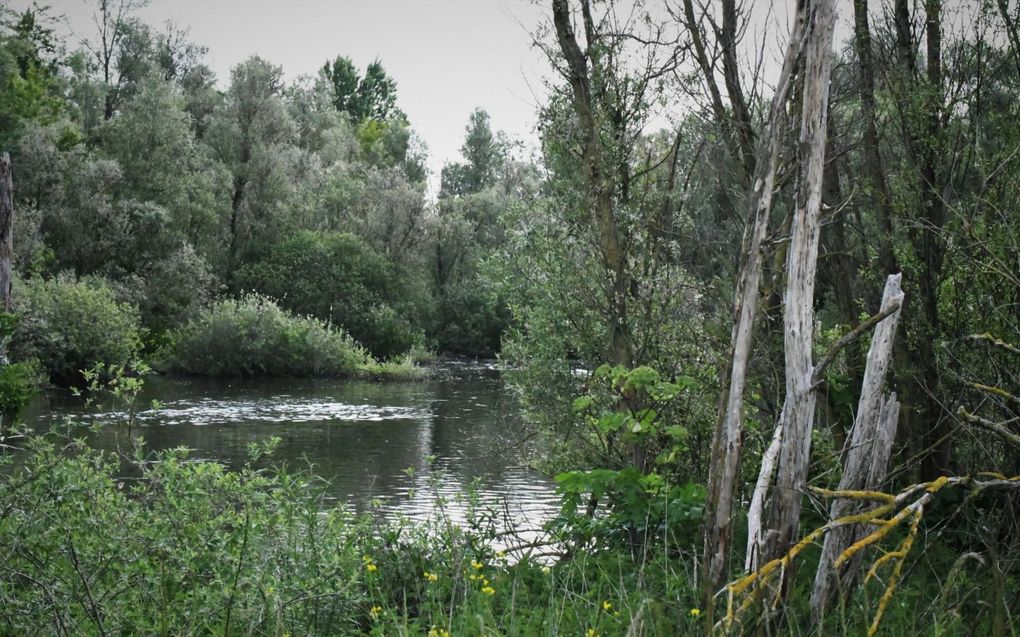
left=165, top=293, right=369, bottom=377
left=235, top=231, right=427, bottom=359
left=11, top=275, right=142, bottom=384
left=0, top=428, right=702, bottom=637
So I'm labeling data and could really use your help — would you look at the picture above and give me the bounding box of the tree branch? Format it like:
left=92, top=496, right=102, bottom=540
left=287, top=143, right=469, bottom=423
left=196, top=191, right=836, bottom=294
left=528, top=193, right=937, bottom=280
left=812, top=300, right=903, bottom=385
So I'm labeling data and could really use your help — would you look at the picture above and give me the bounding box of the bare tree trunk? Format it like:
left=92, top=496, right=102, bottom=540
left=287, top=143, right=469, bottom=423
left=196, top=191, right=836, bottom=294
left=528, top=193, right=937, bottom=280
left=720, top=0, right=756, bottom=178
left=0, top=154, right=12, bottom=315
left=0, top=154, right=13, bottom=370
left=700, top=1, right=811, bottom=612
left=678, top=0, right=755, bottom=185
left=811, top=274, right=905, bottom=621
left=917, top=0, right=950, bottom=480
left=756, top=0, right=837, bottom=579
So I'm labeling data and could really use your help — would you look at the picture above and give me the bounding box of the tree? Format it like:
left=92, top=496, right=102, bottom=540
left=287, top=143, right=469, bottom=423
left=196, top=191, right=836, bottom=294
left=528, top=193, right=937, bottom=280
left=81, top=0, right=150, bottom=120
left=0, top=153, right=12, bottom=313
left=440, top=108, right=504, bottom=197
left=0, top=6, right=64, bottom=148
left=205, top=56, right=297, bottom=271
left=321, top=56, right=400, bottom=123
left=700, top=0, right=837, bottom=616
left=99, top=75, right=229, bottom=254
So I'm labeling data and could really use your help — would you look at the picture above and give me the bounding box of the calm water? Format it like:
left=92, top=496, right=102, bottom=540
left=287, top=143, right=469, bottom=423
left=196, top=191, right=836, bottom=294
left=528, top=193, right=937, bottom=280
left=23, top=361, right=559, bottom=532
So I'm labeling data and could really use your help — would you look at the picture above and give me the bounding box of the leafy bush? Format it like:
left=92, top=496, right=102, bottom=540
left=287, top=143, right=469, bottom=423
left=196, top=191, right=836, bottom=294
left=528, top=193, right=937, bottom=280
left=0, top=312, right=36, bottom=414
left=0, top=428, right=704, bottom=637
left=164, top=293, right=369, bottom=377
left=235, top=231, right=426, bottom=359
left=11, top=275, right=141, bottom=385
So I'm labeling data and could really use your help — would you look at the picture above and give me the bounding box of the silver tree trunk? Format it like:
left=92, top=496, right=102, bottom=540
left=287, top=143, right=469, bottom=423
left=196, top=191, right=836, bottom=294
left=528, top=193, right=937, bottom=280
left=758, top=0, right=837, bottom=574
left=810, top=273, right=904, bottom=620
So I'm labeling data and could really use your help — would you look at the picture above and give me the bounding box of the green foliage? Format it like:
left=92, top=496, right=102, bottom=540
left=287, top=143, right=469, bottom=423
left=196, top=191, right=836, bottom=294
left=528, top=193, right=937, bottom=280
left=235, top=231, right=425, bottom=359
left=322, top=56, right=400, bottom=123
left=0, top=6, right=63, bottom=148
left=440, top=108, right=505, bottom=197
left=11, top=275, right=141, bottom=385
left=0, top=423, right=707, bottom=636
left=164, top=293, right=369, bottom=377
left=0, top=312, right=37, bottom=415
left=554, top=467, right=706, bottom=548
left=0, top=360, right=36, bottom=415
left=551, top=365, right=706, bottom=547
left=433, top=278, right=509, bottom=356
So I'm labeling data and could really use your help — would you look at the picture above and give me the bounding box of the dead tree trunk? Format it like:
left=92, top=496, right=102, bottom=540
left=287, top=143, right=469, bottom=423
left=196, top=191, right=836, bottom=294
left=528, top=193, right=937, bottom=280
left=0, top=153, right=13, bottom=367
left=810, top=273, right=905, bottom=620
left=700, top=0, right=811, bottom=612
left=752, top=0, right=837, bottom=578
left=0, top=154, right=12, bottom=313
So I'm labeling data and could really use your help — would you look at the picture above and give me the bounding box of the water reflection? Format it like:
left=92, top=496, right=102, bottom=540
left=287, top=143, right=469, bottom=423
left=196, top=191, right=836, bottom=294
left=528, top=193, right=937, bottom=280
left=25, top=362, right=559, bottom=535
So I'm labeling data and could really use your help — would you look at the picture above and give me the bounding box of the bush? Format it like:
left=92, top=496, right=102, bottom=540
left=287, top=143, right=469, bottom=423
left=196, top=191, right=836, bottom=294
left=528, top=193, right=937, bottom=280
left=164, top=293, right=369, bottom=377
left=11, top=275, right=142, bottom=385
left=235, top=231, right=427, bottom=359
left=0, top=431, right=702, bottom=637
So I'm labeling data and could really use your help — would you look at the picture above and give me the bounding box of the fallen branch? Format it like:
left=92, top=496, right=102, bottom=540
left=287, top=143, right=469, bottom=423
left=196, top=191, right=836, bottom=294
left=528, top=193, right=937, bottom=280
left=718, top=475, right=1020, bottom=635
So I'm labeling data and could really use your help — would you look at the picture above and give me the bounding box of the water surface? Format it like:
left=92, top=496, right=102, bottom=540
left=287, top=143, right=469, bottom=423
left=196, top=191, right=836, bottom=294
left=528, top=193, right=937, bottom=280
left=24, top=361, right=559, bottom=533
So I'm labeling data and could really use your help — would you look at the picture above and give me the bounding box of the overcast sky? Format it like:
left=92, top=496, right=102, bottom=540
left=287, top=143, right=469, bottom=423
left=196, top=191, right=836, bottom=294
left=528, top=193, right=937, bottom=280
left=13, top=0, right=553, bottom=189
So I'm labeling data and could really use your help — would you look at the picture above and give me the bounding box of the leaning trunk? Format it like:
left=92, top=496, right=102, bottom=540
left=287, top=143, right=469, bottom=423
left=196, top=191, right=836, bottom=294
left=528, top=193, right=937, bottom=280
left=811, top=274, right=905, bottom=620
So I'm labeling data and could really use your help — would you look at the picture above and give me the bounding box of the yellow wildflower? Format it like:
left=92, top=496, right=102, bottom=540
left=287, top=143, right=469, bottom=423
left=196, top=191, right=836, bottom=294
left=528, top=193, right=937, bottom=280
left=471, top=560, right=484, bottom=570
left=587, top=629, right=599, bottom=637
left=427, top=628, right=450, bottom=637
left=424, top=570, right=439, bottom=582
left=689, top=607, right=701, bottom=618
left=602, top=600, right=612, bottom=611
left=369, top=605, right=382, bottom=619
left=481, top=585, right=496, bottom=596
left=541, top=565, right=551, bottom=575
left=365, top=563, right=377, bottom=572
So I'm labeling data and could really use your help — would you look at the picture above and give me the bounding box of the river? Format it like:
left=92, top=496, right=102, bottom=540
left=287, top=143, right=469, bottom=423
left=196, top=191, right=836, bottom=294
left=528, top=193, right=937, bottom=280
left=23, top=360, right=560, bottom=534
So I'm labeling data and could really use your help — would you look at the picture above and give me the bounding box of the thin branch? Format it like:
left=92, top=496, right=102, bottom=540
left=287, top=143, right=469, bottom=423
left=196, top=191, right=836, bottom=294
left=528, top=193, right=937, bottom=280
left=957, top=407, right=1020, bottom=450
left=812, top=300, right=903, bottom=385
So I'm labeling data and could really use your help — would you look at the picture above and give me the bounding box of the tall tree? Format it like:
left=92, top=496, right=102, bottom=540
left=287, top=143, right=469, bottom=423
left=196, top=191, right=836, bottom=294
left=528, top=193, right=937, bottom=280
left=440, top=108, right=503, bottom=197
left=81, top=0, right=150, bottom=120
left=206, top=56, right=296, bottom=270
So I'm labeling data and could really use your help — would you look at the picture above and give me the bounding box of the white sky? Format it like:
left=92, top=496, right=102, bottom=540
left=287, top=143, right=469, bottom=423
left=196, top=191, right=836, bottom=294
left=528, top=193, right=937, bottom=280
left=13, top=0, right=553, bottom=190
